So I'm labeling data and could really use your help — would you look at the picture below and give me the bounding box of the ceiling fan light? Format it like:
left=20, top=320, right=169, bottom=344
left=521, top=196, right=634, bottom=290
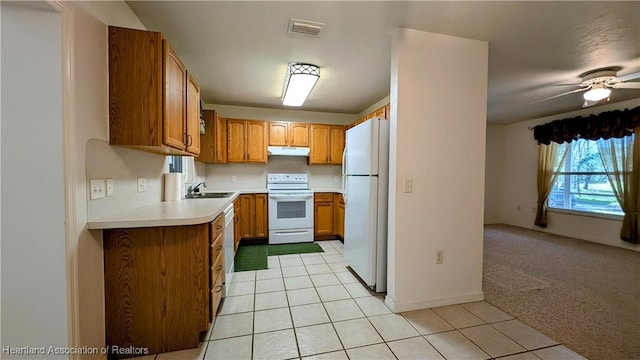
left=583, top=85, right=611, bottom=102
left=282, top=63, right=320, bottom=106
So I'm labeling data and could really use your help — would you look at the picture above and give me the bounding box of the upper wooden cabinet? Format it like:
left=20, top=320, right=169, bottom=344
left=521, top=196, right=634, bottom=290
left=186, top=72, right=201, bottom=155
left=227, top=119, right=268, bottom=163
left=197, top=110, right=227, bottom=163
left=108, top=26, right=200, bottom=156
left=348, top=103, right=390, bottom=129
left=310, top=124, right=345, bottom=165
left=269, top=122, right=310, bottom=147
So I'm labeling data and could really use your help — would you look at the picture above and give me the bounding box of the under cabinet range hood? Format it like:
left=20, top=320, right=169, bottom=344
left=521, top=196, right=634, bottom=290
left=267, top=146, right=310, bottom=157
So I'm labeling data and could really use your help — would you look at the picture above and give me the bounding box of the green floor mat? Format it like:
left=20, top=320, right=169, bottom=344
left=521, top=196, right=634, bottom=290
left=233, top=244, right=267, bottom=272
left=267, top=243, right=324, bottom=256
left=233, top=243, right=324, bottom=272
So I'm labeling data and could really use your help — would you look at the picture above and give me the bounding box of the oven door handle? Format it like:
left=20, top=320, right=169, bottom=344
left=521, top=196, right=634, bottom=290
left=269, top=194, right=313, bottom=201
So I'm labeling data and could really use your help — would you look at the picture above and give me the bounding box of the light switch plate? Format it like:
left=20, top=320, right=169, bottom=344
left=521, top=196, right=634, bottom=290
left=90, top=179, right=106, bottom=200
left=403, top=178, right=413, bottom=193
left=106, top=178, right=114, bottom=197
left=137, top=177, right=146, bottom=192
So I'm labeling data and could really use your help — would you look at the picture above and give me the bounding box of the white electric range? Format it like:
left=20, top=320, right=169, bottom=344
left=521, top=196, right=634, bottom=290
left=267, top=173, right=314, bottom=244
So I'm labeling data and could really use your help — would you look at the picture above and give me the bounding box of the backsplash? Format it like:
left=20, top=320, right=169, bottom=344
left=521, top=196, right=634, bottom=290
left=205, top=156, right=342, bottom=191
left=86, top=139, right=169, bottom=220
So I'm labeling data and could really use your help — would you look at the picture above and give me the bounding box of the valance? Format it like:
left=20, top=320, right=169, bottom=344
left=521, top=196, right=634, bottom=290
left=533, top=106, right=640, bottom=145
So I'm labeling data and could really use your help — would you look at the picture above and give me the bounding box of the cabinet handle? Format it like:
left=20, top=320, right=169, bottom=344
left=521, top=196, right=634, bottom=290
left=216, top=224, right=223, bottom=230
left=217, top=245, right=222, bottom=251
left=214, top=285, right=223, bottom=293
left=216, top=264, right=223, bottom=271
left=247, top=153, right=250, bottom=160
left=186, top=134, right=193, bottom=147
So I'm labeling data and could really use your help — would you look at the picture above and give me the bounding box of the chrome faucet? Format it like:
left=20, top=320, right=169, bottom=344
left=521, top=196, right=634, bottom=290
left=186, top=182, right=206, bottom=197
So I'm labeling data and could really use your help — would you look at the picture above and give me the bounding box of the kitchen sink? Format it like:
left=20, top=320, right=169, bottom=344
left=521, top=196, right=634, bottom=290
left=186, top=192, right=234, bottom=199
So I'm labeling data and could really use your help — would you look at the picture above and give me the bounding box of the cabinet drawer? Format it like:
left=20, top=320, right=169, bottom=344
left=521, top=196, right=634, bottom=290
left=211, top=214, right=224, bottom=241
left=314, top=193, right=334, bottom=202
left=210, top=233, right=223, bottom=269
left=211, top=271, right=224, bottom=315
left=210, top=252, right=224, bottom=288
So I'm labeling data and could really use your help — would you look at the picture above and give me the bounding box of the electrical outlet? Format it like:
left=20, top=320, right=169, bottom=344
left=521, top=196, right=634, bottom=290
left=137, top=177, right=146, bottom=192
left=232, top=176, right=237, bottom=182
left=404, top=178, right=413, bottom=193
left=532, top=206, right=537, bottom=214
left=436, top=250, right=444, bottom=264
left=89, top=179, right=106, bottom=200
left=334, top=176, right=339, bottom=183
left=106, top=178, right=114, bottom=197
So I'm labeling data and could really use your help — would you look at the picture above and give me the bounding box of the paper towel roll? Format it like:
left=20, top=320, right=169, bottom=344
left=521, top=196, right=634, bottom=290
left=164, top=173, right=183, bottom=201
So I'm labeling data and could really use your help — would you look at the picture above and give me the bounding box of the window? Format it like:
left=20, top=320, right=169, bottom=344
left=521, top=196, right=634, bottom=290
left=168, top=156, right=183, bottom=173
left=549, top=139, right=623, bottom=216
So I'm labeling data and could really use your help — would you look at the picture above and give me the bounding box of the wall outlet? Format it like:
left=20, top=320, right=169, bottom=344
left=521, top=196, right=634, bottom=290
left=436, top=250, right=444, bottom=264
left=106, top=178, right=114, bottom=197
left=89, top=179, right=106, bottom=200
left=137, top=177, right=146, bottom=192
left=532, top=206, right=537, bottom=214
left=403, top=178, right=413, bottom=193
left=334, top=176, right=339, bottom=183
left=231, top=176, right=237, bottom=182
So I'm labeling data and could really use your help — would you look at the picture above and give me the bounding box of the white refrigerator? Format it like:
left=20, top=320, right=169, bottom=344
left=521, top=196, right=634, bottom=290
left=342, top=118, right=390, bottom=292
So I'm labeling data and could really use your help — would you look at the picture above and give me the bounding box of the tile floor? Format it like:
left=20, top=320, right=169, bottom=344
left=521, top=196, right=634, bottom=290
left=133, top=240, right=588, bottom=360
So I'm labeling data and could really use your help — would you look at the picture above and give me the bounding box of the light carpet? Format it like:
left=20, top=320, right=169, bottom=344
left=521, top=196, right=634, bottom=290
left=483, top=224, right=640, bottom=360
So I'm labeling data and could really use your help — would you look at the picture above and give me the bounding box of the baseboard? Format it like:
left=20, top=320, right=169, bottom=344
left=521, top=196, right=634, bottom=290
left=385, top=291, right=485, bottom=313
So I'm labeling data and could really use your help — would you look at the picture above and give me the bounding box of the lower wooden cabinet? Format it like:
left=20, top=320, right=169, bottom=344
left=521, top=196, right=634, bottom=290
left=335, top=193, right=345, bottom=239
left=103, top=216, right=225, bottom=357
left=238, top=193, right=268, bottom=240
left=314, top=193, right=334, bottom=236
left=314, top=192, right=345, bottom=239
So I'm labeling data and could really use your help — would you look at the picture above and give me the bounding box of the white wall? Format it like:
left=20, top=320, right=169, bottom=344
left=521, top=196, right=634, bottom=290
left=206, top=104, right=357, bottom=125
left=387, top=28, right=488, bottom=312
left=205, top=157, right=342, bottom=191
left=58, top=2, right=149, bottom=354
left=484, top=124, right=506, bottom=224
left=1, top=3, right=68, bottom=357
left=499, top=98, right=640, bottom=252
left=86, top=140, right=169, bottom=220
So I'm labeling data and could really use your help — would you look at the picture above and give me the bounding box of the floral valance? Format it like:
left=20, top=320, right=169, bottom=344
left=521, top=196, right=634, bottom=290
left=533, top=106, right=640, bottom=145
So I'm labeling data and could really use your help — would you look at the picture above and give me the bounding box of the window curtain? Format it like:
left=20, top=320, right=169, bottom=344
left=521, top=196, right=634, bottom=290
left=535, top=142, right=568, bottom=227
left=597, top=130, right=639, bottom=243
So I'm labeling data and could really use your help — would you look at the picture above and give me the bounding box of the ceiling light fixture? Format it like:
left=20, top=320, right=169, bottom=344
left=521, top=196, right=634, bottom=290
left=282, top=63, right=320, bottom=106
left=583, top=84, right=611, bottom=102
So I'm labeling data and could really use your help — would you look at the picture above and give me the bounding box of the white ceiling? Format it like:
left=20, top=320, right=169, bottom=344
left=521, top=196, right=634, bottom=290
left=126, top=1, right=640, bottom=124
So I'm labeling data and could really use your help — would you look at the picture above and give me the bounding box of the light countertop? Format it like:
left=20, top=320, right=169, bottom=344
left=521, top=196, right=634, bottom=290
left=87, top=192, right=240, bottom=230
left=88, top=188, right=342, bottom=230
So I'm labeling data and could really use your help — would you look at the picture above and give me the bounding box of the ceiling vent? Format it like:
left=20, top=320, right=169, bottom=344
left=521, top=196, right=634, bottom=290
left=288, top=18, right=325, bottom=37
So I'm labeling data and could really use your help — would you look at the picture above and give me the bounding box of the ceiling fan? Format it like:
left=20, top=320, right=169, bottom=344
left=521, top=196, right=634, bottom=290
left=534, top=66, right=640, bottom=107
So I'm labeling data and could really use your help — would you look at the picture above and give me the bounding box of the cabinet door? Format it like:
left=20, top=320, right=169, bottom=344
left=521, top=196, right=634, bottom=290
left=373, top=106, right=386, bottom=119
left=269, top=122, right=288, bottom=146
left=289, top=123, right=310, bottom=147
left=254, top=194, right=268, bottom=238
left=185, top=72, right=200, bottom=155
left=240, top=195, right=255, bottom=238
left=309, top=124, right=329, bottom=164
left=214, top=115, right=227, bottom=163
left=329, top=126, right=345, bottom=164
left=335, top=194, right=345, bottom=238
left=197, top=110, right=215, bottom=162
left=163, top=41, right=187, bottom=151
left=314, top=201, right=334, bottom=236
left=246, top=121, right=268, bottom=163
left=227, top=119, right=246, bottom=162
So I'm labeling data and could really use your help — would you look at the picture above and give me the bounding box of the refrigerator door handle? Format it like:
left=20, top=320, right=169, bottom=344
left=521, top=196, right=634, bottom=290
left=342, top=148, right=347, bottom=206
